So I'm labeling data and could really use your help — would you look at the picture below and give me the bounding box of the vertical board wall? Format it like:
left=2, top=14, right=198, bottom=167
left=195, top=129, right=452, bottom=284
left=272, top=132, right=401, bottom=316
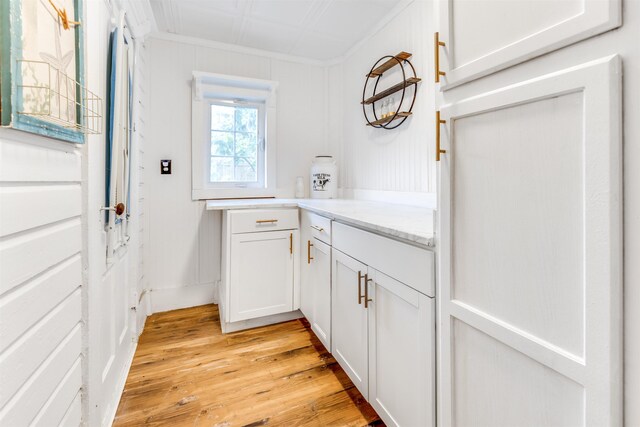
left=146, top=37, right=328, bottom=313
left=328, top=0, right=435, bottom=195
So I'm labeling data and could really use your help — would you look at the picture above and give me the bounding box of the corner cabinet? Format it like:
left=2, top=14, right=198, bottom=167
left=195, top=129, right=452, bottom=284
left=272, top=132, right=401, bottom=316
left=332, top=222, right=436, bottom=427
left=300, top=211, right=332, bottom=350
left=220, top=209, right=300, bottom=332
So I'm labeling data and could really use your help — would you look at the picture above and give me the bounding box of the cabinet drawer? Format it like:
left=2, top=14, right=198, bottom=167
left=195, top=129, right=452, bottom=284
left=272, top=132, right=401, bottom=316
left=308, top=212, right=332, bottom=245
left=230, top=209, right=299, bottom=234
left=333, top=222, right=434, bottom=297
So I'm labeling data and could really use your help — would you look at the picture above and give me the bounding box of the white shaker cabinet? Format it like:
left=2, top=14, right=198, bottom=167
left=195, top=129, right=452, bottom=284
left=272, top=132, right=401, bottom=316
left=300, top=210, right=333, bottom=349
left=435, top=0, right=620, bottom=88
left=368, top=269, right=435, bottom=427
left=221, top=209, right=300, bottom=331
left=331, top=248, right=369, bottom=398
left=229, top=229, right=297, bottom=322
left=332, top=222, right=436, bottom=427
left=437, top=56, right=622, bottom=426
left=310, top=238, right=331, bottom=349
left=299, top=211, right=313, bottom=319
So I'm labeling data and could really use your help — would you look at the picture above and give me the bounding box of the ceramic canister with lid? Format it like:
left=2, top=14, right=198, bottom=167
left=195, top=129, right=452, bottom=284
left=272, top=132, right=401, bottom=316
left=310, top=156, right=337, bottom=199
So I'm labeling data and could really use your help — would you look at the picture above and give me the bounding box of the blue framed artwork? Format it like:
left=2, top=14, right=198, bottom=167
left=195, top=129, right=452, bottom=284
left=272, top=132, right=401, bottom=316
left=0, top=0, right=88, bottom=143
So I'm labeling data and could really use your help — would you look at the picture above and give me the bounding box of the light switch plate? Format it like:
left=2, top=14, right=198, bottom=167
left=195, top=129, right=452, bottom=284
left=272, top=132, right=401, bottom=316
left=161, top=160, right=171, bottom=175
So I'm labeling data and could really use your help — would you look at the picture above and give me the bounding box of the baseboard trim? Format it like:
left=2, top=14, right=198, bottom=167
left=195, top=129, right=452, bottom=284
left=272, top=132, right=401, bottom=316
left=150, top=283, right=215, bottom=314
left=136, top=290, right=151, bottom=337
left=101, top=341, right=137, bottom=427
left=221, top=310, right=305, bottom=333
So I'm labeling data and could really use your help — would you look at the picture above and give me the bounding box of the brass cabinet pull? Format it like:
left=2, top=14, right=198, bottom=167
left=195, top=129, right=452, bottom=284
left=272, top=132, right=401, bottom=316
left=358, top=271, right=364, bottom=304
left=310, top=225, right=325, bottom=232
left=364, top=274, right=373, bottom=308
left=290, top=233, right=293, bottom=254
left=256, top=219, right=278, bottom=224
left=307, top=240, right=314, bottom=263
left=436, top=110, right=447, bottom=162
left=434, top=32, right=446, bottom=83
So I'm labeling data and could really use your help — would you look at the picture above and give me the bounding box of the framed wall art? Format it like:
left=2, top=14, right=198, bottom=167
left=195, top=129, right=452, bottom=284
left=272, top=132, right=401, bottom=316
left=0, top=0, right=101, bottom=143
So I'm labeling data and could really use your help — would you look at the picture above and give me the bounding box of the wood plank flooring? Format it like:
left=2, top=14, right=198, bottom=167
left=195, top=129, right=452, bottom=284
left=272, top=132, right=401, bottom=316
left=113, top=305, right=383, bottom=426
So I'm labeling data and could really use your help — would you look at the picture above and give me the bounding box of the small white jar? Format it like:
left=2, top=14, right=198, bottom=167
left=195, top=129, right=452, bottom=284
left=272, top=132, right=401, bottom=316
left=295, top=176, right=305, bottom=198
left=310, top=156, right=337, bottom=199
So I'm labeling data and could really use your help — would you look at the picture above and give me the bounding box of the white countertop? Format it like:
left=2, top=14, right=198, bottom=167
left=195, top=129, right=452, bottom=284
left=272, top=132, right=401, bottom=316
left=205, top=198, right=436, bottom=247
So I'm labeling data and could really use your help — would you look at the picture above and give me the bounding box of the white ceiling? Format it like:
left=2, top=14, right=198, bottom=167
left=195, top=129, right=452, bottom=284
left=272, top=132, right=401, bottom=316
left=149, top=0, right=407, bottom=61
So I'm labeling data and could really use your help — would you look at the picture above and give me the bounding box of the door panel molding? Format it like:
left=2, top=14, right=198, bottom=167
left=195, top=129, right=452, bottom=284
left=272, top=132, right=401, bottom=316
left=438, top=55, right=622, bottom=426
left=331, top=248, right=369, bottom=398
left=436, top=0, right=621, bottom=89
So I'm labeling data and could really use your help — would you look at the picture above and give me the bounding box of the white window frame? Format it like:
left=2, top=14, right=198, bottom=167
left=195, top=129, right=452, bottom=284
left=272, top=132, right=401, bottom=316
left=192, top=71, right=277, bottom=200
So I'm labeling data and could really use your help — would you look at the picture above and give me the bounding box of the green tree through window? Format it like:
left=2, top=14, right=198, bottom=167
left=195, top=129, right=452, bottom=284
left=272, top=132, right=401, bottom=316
left=210, top=104, right=259, bottom=183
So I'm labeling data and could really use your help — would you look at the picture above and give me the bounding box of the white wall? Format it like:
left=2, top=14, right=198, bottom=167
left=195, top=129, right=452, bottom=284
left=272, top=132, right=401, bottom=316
left=0, top=129, right=83, bottom=426
left=134, top=28, right=151, bottom=336
left=329, top=0, right=435, bottom=196
left=146, top=36, right=327, bottom=312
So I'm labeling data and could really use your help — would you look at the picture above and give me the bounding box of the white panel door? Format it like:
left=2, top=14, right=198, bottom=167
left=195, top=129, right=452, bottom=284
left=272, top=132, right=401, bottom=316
left=230, top=230, right=296, bottom=322
left=331, top=248, right=369, bottom=399
left=311, top=238, right=331, bottom=350
left=368, top=269, right=435, bottom=427
left=436, top=0, right=620, bottom=89
left=438, top=56, right=622, bottom=426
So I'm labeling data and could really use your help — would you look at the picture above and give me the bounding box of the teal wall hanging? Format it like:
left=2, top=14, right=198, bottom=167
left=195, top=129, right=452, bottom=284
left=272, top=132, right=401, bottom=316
left=0, top=0, right=102, bottom=143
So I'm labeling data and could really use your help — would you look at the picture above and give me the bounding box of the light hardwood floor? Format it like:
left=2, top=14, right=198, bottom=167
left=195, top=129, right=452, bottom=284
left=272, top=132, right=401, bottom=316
left=113, top=305, right=383, bottom=426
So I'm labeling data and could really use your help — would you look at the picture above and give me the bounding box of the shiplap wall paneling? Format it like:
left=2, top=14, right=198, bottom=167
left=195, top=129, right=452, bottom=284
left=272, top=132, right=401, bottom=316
left=0, top=135, right=83, bottom=426
left=436, top=0, right=621, bottom=89
left=146, top=37, right=327, bottom=311
left=137, top=40, right=151, bottom=328
left=437, top=56, right=622, bottom=426
left=332, top=0, right=434, bottom=195
left=131, top=37, right=150, bottom=334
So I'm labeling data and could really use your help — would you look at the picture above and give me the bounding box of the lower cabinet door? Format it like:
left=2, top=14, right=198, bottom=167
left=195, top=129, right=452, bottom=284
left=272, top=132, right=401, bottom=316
left=331, top=248, right=369, bottom=399
left=311, top=238, right=331, bottom=350
left=300, top=211, right=313, bottom=320
left=230, top=230, right=295, bottom=322
left=368, top=269, right=435, bottom=427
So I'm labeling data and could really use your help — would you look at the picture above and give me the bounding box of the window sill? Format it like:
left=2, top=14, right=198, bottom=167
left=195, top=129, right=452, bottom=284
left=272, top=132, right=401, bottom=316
left=192, top=188, right=276, bottom=201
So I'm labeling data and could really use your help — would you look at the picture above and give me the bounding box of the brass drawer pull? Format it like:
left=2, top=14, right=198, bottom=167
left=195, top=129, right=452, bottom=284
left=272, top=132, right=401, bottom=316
left=358, top=271, right=364, bottom=304
left=256, top=219, right=278, bottom=224
left=436, top=110, right=447, bottom=162
left=364, top=274, right=373, bottom=309
left=434, top=32, right=446, bottom=83
left=310, top=225, right=325, bottom=232
left=290, top=233, right=293, bottom=254
left=307, top=240, right=314, bottom=264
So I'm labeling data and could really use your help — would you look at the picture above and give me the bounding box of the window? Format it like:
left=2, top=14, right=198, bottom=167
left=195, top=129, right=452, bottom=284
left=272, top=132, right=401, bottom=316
left=209, top=102, right=265, bottom=187
left=191, top=71, right=277, bottom=200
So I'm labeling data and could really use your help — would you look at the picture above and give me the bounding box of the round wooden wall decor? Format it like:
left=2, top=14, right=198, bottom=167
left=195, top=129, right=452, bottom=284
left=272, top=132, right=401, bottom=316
left=362, top=52, right=421, bottom=130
